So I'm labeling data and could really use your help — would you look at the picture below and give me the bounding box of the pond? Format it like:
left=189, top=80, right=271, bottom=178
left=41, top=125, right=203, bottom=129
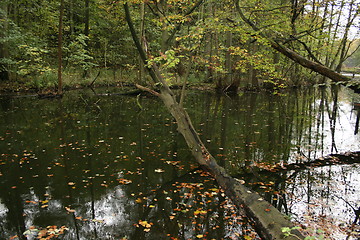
left=0, top=86, right=359, bottom=239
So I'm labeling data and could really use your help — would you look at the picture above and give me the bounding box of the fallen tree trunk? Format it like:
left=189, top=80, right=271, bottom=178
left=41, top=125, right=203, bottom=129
left=258, top=151, right=360, bottom=173
left=124, top=3, right=304, bottom=239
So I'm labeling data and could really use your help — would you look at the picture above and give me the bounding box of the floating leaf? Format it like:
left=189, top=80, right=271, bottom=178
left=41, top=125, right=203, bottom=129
left=65, top=207, right=75, bottom=213
left=118, top=178, right=132, bottom=184
left=194, top=210, right=207, bottom=215
left=138, top=220, right=152, bottom=229
left=235, top=179, right=245, bottom=184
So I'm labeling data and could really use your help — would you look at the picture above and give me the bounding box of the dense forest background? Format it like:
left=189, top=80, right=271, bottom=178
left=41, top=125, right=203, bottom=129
left=0, top=0, right=359, bottom=91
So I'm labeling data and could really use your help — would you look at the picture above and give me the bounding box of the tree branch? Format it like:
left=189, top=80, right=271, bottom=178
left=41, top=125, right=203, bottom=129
left=165, top=0, right=204, bottom=48
left=234, top=0, right=351, bottom=83
left=135, top=83, right=160, bottom=97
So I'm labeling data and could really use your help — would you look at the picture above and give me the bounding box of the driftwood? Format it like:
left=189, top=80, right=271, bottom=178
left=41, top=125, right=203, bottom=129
left=124, top=3, right=304, bottom=239
left=37, top=92, right=63, bottom=99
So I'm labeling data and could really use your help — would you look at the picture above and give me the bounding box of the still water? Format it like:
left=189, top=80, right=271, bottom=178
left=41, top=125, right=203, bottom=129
left=0, top=86, right=359, bottom=239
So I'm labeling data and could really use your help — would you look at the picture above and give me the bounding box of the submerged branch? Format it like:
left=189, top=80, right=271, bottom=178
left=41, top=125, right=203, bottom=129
left=256, top=151, right=360, bottom=173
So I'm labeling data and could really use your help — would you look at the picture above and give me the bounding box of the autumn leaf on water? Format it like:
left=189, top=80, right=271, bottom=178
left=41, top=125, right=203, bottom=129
left=138, top=220, right=152, bottom=232
left=235, top=179, right=245, bottom=184
left=117, top=178, right=132, bottom=184
left=24, top=225, right=68, bottom=239
left=194, top=209, right=207, bottom=215
left=23, top=226, right=39, bottom=236
left=65, top=207, right=75, bottom=213
left=92, top=219, right=104, bottom=223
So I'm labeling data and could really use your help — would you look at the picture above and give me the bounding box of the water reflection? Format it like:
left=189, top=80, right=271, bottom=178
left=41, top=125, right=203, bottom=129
left=0, top=86, right=359, bottom=239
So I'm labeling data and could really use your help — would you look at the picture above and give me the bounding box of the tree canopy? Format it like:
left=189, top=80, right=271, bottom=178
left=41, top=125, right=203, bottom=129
left=0, top=0, right=359, bottom=91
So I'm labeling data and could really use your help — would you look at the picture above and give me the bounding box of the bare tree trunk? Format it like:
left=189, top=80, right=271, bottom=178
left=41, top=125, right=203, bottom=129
left=328, top=1, right=345, bottom=69
left=57, top=0, right=64, bottom=95
left=0, top=2, right=10, bottom=81
left=225, top=30, right=232, bottom=86
left=139, top=2, right=146, bottom=84
left=83, top=0, right=90, bottom=78
left=248, top=41, right=258, bottom=88
left=160, top=1, right=169, bottom=53
left=335, top=0, right=358, bottom=72
left=69, top=0, right=74, bottom=36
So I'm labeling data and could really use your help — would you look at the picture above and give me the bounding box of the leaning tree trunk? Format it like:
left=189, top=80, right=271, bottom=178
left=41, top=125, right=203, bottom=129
left=124, top=3, right=304, bottom=239
left=234, top=0, right=351, bottom=83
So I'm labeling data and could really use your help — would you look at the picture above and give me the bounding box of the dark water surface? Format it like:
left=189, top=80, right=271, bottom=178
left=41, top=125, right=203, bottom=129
left=0, top=86, right=359, bottom=239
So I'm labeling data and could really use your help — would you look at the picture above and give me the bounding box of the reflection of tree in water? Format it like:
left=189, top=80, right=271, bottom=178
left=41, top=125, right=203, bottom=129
left=0, top=87, right=359, bottom=239
left=208, top=86, right=359, bottom=239
left=354, top=103, right=360, bottom=135
left=0, top=166, right=27, bottom=240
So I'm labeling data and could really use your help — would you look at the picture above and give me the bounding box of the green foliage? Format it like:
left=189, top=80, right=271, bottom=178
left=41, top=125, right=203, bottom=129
left=17, top=45, right=53, bottom=76
left=147, top=50, right=180, bottom=70
left=64, top=34, right=97, bottom=71
left=281, top=226, right=325, bottom=240
left=1, top=0, right=358, bottom=88
left=26, top=71, right=58, bottom=89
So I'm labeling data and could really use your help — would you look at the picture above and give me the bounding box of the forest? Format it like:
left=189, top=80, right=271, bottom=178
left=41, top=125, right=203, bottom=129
left=0, top=0, right=359, bottom=93
left=0, top=0, right=360, bottom=240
